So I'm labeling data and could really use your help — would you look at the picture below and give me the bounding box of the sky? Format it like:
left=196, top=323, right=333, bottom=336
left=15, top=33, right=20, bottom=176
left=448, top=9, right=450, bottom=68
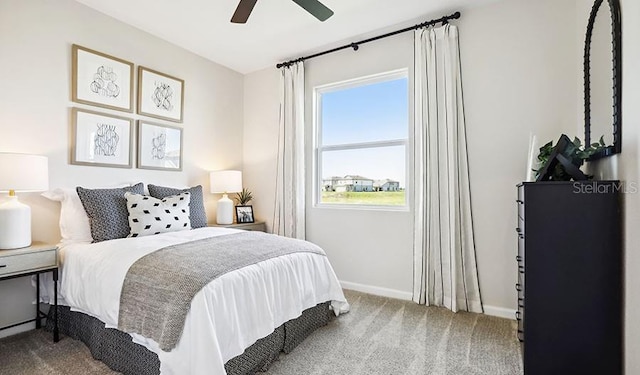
left=320, top=77, right=408, bottom=186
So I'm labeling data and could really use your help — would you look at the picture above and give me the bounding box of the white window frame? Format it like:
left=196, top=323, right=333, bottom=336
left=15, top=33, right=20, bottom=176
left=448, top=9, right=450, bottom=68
left=313, top=69, right=410, bottom=210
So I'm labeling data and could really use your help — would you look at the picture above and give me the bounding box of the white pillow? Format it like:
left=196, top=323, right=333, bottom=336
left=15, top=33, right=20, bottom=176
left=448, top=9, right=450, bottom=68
left=42, top=188, right=93, bottom=244
left=125, top=192, right=191, bottom=237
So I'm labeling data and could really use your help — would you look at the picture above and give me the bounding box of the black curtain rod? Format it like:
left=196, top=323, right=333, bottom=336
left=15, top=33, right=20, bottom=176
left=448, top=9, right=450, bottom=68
left=276, top=11, right=461, bottom=69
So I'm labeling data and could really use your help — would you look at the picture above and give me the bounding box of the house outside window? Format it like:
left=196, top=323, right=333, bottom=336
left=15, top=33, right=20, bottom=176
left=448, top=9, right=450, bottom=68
left=313, top=69, right=409, bottom=208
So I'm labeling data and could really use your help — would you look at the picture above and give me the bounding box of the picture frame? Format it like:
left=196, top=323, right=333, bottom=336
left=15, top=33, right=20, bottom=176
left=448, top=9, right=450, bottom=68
left=72, top=44, right=134, bottom=113
left=137, top=121, right=183, bottom=171
left=235, top=205, right=255, bottom=224
left=138, top=66, right=184, bottom=123
left=70, top=108, right=133, bottom=168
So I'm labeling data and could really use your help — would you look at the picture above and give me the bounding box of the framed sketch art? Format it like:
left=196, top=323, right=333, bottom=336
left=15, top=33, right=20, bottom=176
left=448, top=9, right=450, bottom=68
left=71, top=108, right=133, bottom=168
left=236, top=206, right=255, bottom=224
left=138, top=67, right=184, bottom=122
left=137, top=121, right=183, bottom=171
left=72, top=45, right=134, bottom=112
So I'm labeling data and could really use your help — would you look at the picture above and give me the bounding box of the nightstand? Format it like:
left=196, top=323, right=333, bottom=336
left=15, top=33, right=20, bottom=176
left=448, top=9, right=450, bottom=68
left=209, top=221, right=266, bottom=232
left=0, top=242, right=59, bottom=342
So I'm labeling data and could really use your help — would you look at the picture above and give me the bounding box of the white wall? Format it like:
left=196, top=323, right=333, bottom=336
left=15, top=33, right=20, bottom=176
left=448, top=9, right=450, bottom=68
left=244, top=0, right=578, bottom=313
left=0, top=0, right=244, bottom=336
left=243, top=68, right=280, bottom=227
left=461, top=0, right=578, bottom=313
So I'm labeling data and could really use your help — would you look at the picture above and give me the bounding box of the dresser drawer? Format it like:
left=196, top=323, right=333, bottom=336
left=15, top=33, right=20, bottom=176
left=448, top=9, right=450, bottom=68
left=0, top=250, right=56, bottom=277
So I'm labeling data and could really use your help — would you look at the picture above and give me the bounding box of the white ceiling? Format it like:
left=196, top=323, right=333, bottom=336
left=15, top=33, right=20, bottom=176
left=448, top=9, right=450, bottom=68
left=75, top=0, right=497, bottom=74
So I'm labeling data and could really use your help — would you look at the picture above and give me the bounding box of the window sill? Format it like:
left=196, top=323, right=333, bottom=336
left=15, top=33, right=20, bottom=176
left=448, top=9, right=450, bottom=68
left=313, top=203, right=410, bottom=212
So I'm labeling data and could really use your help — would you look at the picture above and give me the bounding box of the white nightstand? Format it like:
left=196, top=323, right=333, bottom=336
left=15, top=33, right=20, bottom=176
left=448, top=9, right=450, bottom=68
left=0, top=242, right=59, bottom=342
left=209, top=221, right=266, bottom=232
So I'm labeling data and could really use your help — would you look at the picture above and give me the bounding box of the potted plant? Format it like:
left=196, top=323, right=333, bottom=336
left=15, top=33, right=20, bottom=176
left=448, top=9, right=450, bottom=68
left=235, top=188, right=253, bottom=206
left=534, top=136, right=608, bottom=181
left=234, top=188, right=254, bottom=223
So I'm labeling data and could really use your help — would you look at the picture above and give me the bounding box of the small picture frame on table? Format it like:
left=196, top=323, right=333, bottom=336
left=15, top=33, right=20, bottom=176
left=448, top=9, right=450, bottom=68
left=236, top=205, right=255, bottom=224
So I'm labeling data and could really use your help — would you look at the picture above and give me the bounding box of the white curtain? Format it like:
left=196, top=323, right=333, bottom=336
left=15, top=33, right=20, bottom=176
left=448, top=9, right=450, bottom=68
left=273, top=62, right=306, bottom=239
left=413, top=25, right=483, bottom=313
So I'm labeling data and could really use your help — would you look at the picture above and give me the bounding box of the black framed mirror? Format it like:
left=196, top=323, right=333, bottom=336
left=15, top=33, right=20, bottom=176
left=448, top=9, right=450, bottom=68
left=584, top=0, right=622, bottom=160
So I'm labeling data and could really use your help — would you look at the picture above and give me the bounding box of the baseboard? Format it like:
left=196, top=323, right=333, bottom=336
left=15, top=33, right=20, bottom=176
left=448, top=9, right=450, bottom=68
left=0, top=321, right=34, bottom=339
left=339, top=281, right=517, bottom=320
left=483, top=305, right=516, bottom=320
left=340, top=280, right=413, bottom=301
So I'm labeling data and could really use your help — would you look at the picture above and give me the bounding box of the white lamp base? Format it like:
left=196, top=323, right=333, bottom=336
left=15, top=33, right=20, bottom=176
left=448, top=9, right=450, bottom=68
left=216, top=194, right=234, bottom=225
left=0, top=196, right=32, bottom=249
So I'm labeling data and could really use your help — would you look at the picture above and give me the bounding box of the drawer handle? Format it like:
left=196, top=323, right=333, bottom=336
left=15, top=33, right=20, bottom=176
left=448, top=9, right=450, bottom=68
left=515, top=311, right=522, bottom=320
left=518, top=265, right=525, bottom=274
left=517, top=329, right=524, bottom=342
left=516, top=199, right=524, bottom=204
left=515, top=227, right=521, bottom=233
left=515, top=283, right=522, bottom=292
left=516, top=255, right=522, bottom=262
left=0, top=265, right=6, bottom=268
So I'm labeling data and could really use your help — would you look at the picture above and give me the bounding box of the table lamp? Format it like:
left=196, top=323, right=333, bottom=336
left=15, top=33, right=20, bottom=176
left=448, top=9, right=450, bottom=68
left=210, top=170, right=242, bottom=225
left=0, top=153, right=49, bottom=249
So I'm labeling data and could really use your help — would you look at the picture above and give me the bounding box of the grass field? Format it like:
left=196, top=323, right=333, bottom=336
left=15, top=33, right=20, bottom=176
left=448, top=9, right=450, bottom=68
left=321, top=191, right=405, bottom=205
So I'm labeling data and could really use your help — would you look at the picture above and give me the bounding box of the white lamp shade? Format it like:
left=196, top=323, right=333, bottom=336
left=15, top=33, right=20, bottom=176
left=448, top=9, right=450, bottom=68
left=210, top=170, right=242, bottom=193
left=0, top=153, right=49, bottom=192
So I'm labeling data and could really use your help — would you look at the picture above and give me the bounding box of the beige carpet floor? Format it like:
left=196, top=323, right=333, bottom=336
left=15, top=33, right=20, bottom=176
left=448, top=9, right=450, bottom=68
left=0, top=290, right=523, bottom=375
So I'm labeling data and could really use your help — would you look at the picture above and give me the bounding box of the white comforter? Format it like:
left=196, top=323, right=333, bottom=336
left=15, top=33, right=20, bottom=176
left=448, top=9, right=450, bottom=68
left=49, top=227, right=349, bottom=375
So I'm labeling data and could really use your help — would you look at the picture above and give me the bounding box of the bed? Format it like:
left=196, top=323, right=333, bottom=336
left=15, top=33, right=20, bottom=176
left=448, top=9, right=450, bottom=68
left=41, top=186, right=349, bottom=375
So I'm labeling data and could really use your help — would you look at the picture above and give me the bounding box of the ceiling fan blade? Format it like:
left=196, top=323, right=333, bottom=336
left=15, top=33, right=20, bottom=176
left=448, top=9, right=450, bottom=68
left=291, top=0, right=334, bottom=22
left=231, top=0, right=258, bottom=24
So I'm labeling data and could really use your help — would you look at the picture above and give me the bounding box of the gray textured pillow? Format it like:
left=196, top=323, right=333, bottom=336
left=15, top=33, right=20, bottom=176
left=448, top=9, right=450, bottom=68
left=148, top=184, right=207, bottom=228
left=77, top=183, right=144, bottom=243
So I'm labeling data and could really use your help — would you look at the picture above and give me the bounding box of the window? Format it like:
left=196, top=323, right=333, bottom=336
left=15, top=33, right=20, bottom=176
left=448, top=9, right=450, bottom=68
left=314, top=70, right=409, bottom=207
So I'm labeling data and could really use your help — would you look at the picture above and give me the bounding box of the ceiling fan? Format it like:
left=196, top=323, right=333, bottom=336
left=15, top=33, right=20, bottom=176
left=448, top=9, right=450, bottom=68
left=231, top=0, right=334, bottom=24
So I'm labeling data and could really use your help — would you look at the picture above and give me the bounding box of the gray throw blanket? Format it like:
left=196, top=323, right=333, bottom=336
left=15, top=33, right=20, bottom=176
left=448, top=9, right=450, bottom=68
left=118, top=231, right=326, bottom=351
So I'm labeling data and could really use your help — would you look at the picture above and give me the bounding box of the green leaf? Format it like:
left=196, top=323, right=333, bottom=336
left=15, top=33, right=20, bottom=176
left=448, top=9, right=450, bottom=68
left=234, top=188, right=253, bottom=205
left=599, top=136, right=606, bottom=146
left=573, top=137, right=582, bottom=147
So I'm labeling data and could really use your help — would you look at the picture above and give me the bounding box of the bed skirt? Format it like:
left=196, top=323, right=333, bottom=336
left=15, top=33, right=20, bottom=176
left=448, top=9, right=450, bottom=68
left=45, top=302, right=332, bottom=375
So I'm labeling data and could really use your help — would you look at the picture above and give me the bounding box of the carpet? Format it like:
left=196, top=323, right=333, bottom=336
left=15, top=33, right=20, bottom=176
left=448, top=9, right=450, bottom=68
left=0, top=328, right=114, bottom=375
left=0, top=290, right=523, bottom=375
